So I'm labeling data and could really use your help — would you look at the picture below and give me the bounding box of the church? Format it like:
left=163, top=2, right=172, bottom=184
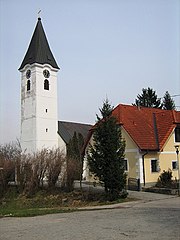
left=19, top=18, right=180, bottom=188
left=19, top=17, right=91, bottom=154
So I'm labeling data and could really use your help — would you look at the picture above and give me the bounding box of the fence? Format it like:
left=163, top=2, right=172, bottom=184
left=128, top=178, right=140, bottom=191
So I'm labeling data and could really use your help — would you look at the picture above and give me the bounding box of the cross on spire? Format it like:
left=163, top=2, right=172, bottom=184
left=18, top=15, right=59, bottom=70
left=38, top=10, right=41, bottom=19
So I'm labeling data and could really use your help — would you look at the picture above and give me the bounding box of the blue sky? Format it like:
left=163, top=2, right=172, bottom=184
left=0, top=0, right=180, bottom=144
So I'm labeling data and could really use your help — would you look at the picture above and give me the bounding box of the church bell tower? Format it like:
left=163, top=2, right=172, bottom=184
left=19, top=17, right=60, bottom=153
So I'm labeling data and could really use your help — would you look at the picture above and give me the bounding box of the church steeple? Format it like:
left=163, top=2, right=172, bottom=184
left=19, top=18, right=59, bottom=153
left=19, top=17, right=59, bottom=70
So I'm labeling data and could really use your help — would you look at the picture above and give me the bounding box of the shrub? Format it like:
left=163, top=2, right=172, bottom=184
left=0, top=142, right=21, bottom=194
left=156, top=169, right=173, bottom=188
left=66, top=157, right=79, bottom=192
left=0, top=143, right=66, bottom=197
left=46, top=149, right=65, bottom=188
left=24, top=148, right=65, bottom=195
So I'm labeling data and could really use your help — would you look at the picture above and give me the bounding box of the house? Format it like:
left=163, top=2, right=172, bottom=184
left=19, top=17, right=91, bottom=154
left=83, top=104, right=180, bottom=187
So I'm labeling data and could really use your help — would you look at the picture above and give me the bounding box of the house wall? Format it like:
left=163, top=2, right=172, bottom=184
left=144, top=152, right=160, bottom=185
left=58, top=135, right=67, bottom=155
left=122, top=129, right=140, bottom=179
left=161, top=131, right=179, bottom=179
left=82, top=135, right=94, bottom=181
left=83, top=127, right=180, bottom=187
left=83, top=128, right=143, bottom=184
left=143, top=130, right=179, bottom=185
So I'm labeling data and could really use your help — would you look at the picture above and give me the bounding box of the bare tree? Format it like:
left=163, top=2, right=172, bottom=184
left=66, top=157, right=79, bottom=192
left=16, top=153, right=32, bottom=191
left=24, top=149, right=49, bottom=194
left=0, top=142, right=21, bottom=193
left=0, top=144, right=67, bottom=196
left=23, top=148, right=66, bottom=194
left=46, top=148, right=65, bottom=188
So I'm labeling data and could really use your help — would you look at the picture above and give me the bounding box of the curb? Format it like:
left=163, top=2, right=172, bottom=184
left=78, top=200, right=143, bottom=211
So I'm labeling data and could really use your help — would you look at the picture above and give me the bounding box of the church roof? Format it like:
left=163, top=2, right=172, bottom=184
left=58, top=121, right=92, bottom=144
left=19, top=18, right=59, bottom=70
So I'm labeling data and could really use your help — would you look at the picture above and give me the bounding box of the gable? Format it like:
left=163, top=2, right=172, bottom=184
left=121, top=127, right=138, bottom=150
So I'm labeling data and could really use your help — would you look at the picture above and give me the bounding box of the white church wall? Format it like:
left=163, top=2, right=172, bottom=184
left=35, top=65, right=58, bottom=150
left=20, top=63, right=59, bottom=153
left=21, top=65, right=37, bottom=152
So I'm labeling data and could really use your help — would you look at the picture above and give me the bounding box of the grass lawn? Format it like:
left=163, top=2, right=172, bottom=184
left=0, top=206, right=74, bottom=218
left=0, top=187, right=134, bottom=217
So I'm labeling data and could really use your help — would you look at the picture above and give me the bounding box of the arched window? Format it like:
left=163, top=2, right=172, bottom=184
left=27, top=80, right=31, bottom=91
left=44, top=79, right=49, bottom=90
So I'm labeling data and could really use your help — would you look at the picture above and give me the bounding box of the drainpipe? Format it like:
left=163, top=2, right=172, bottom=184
left=142, top=151, right=148, bottom=187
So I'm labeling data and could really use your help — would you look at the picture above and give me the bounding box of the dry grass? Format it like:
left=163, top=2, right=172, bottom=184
left=0, top=187, right=132, bottom=217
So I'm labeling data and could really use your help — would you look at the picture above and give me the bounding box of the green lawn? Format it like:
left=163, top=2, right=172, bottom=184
left=0, top=206, right=74, bottom=218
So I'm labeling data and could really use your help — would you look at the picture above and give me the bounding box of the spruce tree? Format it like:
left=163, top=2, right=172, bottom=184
left=162, top=91, right=176, bottom=110
left=134, top=87, right=162, bottom=108
left=87, top=99, right=126, bottom=200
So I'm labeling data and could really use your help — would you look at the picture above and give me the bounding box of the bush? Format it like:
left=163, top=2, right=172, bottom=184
left=156, top=169, right=173, bottom=188
left=0, top=143, right=66, bottom=197
left=23, top=148, right=65, bottom=196
left=66, top=157, right=79, bottom=192
left=0, top=142, right=21, bottom=194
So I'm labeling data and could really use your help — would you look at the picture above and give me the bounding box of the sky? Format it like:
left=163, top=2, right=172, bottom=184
left=0, top=0, right=180, bottom=144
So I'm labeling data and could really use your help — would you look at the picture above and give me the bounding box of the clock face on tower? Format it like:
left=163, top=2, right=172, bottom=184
left=43, top=69, right=50, bottom=78
left=26, top=69, right=31, bottom=79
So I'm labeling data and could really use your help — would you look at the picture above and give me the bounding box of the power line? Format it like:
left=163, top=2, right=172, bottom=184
left=171, top=94, right=180, bottom=98
left=159, top=94, right=180, bottom=99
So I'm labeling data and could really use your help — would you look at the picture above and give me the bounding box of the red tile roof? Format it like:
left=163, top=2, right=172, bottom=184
left=112, top=104, right=180, bottom=151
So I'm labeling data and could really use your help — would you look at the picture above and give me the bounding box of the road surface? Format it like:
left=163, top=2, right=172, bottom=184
left=0, top=192, right=180, bottom=240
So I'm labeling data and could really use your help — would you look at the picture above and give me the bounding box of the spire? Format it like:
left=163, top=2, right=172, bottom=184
left=19, top=18, right=59, bottom=70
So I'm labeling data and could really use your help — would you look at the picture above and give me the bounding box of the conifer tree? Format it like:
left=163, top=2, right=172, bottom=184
left=162, top=91, right=176, bottom=110
left=134, top=87, right=162, bottom=108
left=87, top=99, right=126, bottom=200
left=67, top=132, right=84, bottom=187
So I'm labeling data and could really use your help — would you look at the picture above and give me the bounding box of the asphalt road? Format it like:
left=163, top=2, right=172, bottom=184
left=0, top=193, right=180, bottom=240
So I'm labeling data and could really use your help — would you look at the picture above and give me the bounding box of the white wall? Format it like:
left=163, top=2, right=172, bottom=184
left=20, top=63, right=59, bottom=153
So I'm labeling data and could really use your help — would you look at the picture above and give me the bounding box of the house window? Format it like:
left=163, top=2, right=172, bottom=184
left=122, top=159, right=128, bottom=171
left=172, top=161, right=178, bottom=170
left=151, top=159, right=159, bottom=173
left=27, top=80, right=31, bottom=91
left=175, top=126, right=180, bottom=142
left=44, top=79, right=49, bottom=90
